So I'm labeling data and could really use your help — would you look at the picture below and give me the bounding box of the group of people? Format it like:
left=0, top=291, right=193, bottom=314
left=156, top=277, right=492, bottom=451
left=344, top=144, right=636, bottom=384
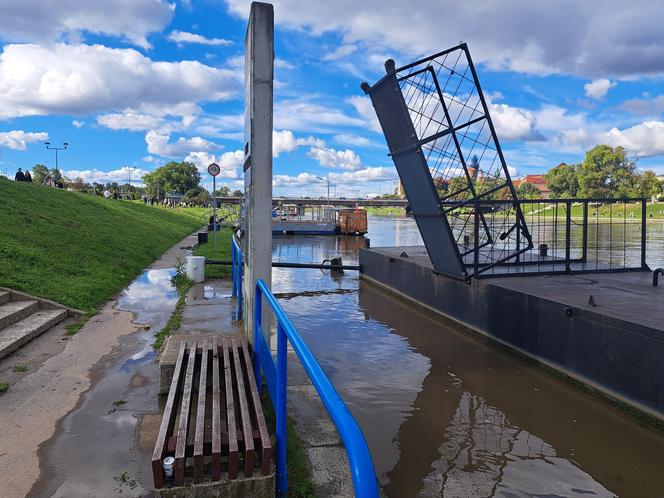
left=14, top=168, right=32, bottom=182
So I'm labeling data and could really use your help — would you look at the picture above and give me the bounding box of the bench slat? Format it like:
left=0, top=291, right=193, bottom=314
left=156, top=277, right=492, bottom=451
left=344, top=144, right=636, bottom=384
left=241, top=337, right=273, bottom=475
left=151, top=340, right=187, bottom=489
left=222, top=336, right=239, bottom=479
left=211, top=336, right=222, bottom=481
left=193, top=339, right=208, bottom=482
left=231, top=336, right=256, bottom=477
left=175, top=339, right=197, bottom=486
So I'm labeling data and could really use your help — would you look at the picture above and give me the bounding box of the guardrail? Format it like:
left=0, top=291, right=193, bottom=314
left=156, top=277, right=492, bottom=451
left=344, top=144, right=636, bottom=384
left=231, top=235, right=243, bottom=319
left=253, top=278, right=379, bottom=497
left=441, top=197, right=649, bottom=278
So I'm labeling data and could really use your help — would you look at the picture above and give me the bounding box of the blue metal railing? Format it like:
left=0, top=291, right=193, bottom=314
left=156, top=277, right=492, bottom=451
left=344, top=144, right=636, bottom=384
left=231, top=235, right=243, bottom=320
left=253, top=278, right=379, bottom=498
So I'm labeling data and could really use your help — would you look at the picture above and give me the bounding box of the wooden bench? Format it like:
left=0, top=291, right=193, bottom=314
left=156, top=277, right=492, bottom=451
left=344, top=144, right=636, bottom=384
left=152, top=337, right=272, bottom=489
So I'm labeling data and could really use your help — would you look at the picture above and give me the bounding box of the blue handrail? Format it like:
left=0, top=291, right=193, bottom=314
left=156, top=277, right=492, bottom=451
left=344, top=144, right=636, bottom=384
left=253, top=278, right=379, bottom=498
left=231, top=235, right=243, bottom=320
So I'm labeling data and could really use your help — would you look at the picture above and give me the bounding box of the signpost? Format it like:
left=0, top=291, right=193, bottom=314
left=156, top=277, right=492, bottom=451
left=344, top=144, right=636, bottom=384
left=208, top=162, right=221, bottom=249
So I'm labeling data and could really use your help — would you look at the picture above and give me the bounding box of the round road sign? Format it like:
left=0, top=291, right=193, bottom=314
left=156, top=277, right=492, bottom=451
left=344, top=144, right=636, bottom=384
left=207, top=163, right=221, bottom=176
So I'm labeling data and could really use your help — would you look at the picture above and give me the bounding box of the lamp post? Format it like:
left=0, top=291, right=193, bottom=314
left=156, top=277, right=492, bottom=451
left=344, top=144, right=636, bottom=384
left=315, top=175, right=330, bottom=205
left=44, top=142, right=69, bottom=171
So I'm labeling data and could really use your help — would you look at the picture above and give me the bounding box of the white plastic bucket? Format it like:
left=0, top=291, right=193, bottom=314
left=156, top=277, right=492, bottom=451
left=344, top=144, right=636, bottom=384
left=163, top=456, right=175, bottom=477
left=185, top=255, right=206, bottom=283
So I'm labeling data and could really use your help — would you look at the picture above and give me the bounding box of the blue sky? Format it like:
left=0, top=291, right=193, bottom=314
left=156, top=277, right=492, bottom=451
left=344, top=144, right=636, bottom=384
left=1, top=0, right=664, bottom=196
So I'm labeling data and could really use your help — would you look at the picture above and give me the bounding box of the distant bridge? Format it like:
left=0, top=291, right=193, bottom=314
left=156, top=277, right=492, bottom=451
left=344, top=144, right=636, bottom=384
left=212, top=196, right=410, bottom=208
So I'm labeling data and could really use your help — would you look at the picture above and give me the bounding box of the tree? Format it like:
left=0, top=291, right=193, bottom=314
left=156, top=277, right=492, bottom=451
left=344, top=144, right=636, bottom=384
left=631, top=170, right=662, bottom=199
left=213, top=186, right=231, bottom=196
left=232, top=189, right=244, bottom=197
left=183, top=186, right=210, bottom=205
left=545, top=162, right=579, bottom=198
left=142, top=161, right=201, bottom=198
left=516, top=182, right=541, bottom=199
left=32, top=164, right=49, bottom=184
left=577, top=145, right=635, bottom=198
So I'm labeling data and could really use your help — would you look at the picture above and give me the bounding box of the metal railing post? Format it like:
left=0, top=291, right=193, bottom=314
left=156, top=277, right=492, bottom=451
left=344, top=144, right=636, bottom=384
left=276, top=322, right=288, bottom=496
left=565, top=200, right=571, bottom=272
left=641, top=199, right=648, bottom=269
left=581, top=202, right=588, bottom=263
left=252, top=279, right=379, bottom=498
left=473, top=200, right=480, bottom=276
left=231, top=241, right=237, bottom=297
left=237, top=247, right=243, bottom=320
left=253, top=284, right=262, bottom=390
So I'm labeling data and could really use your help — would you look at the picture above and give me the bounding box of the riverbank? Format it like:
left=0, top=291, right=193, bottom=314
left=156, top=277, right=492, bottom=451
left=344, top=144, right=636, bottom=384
left=0, top=178, right=206, bottom=312
left=0, top=234, right=194, bottom=498
left=364, top=206, right=406, bottom=217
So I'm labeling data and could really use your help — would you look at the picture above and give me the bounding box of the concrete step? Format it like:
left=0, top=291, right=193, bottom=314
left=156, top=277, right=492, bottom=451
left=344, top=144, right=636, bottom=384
left=0, top=291, right=10, bottom=305
left=0, top=300, right=39, bottom=331
left=0, top=309, right=68, bottom=360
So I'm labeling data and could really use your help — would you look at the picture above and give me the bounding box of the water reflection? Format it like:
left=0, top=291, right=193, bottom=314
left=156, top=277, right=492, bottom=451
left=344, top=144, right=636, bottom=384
left=41, top=268, right=178, bottom=498
left=273, top=217, right=664, bottom=498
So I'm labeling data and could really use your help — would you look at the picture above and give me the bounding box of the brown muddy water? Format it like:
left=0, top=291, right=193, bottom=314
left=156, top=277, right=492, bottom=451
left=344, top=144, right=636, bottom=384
left=272, top=216, right=664, bottom=498
left=28, top=216, right=664, bottom=497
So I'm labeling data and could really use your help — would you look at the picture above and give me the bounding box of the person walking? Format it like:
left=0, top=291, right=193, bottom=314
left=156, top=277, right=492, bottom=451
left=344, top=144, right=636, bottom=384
left=24, top=170, right=32, bottom=182
left=14, top=168, right=25, bottom=182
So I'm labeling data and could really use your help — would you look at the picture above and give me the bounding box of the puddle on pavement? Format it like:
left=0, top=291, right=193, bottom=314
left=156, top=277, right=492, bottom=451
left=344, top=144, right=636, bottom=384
left=271, top=228, right=664, bottom=498
left=30, top=268, right=178, bottom=498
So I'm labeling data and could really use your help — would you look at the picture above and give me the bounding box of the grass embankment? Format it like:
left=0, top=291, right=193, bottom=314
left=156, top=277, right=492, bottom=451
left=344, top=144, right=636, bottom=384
left=192, top=228, right=233, bottom=278
left=0, top=178, right=206, bottom=313
left=521, top=201, right=664, bottom=220
left=364, top=206, right=406, bottom=217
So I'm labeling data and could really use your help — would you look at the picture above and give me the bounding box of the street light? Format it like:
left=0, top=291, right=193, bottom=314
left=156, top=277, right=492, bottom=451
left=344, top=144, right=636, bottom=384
left=44, top=142, right=69, bottom=171
left=315, top=175, right=330, bottom=205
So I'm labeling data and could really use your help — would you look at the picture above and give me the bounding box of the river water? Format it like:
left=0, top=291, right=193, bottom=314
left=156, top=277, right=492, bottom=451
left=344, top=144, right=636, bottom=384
left=272, top=216, right=664, bottom=498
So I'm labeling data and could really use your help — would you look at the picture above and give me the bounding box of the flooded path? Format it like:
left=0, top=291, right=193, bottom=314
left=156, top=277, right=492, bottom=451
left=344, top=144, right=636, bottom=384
left=272, top=216, right=664, bottom=497
left=29, top=269, right=178, bottom=498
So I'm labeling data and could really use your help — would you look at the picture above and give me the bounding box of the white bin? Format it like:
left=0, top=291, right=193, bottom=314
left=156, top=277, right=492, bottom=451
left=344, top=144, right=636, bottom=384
left=185, top=255, right=206, bottom=283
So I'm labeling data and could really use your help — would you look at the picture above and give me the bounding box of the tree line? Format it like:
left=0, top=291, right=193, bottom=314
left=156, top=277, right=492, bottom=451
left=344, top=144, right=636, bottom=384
left=24, top=161, right=242, bottom=206
left=544, top=145, right=661, bottom=199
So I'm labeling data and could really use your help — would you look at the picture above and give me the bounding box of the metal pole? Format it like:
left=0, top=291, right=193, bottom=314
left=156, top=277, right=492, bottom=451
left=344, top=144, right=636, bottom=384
left=641, top=199, right=647, bottom=269
left=55, top=148, right=58, bottom=170
left=276, top=322, right=288, bottom=495
left=581, top=202, right=588, bottom=263
left=565, top=200, right=571, bottom=272
left=327, top=177, right=330, bottom=205
left=213, top=176, right=217, bottom=250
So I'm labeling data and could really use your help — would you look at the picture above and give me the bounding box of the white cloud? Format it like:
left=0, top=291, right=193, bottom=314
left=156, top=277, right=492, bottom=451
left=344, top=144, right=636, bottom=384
left=0, top=43, right=240, bottom=120
left=603, top=121, right=664, bottom=157
left=273, top=166, right=398, bottom=196
left=0, top=0, right=174, bottom=49
left=184, top=150, right=243, bottom=178
left=620, top=94, right=664, bottom=117
left=275, top=97, right=365, bottom=132
left=168, top=30, right=233, bottom=46
left=323, top=44, right=358, bottom=61
left=72, top=120, right=84, bottom=128
left=584, top=78, right=616, bottom=99
left=347, top=96, right=381, bottom=133
left=98, top=112, right=164, bottom=131
left=334, top=133, right=373, bottom=147
left=0, top=130, right=48, bottom=150
left=60, top=166, right=150, bottom=185
left=307, top=145, right=362, bottom=170
left=490, top=102, right=543, bottom=141
left=226, top=0, right=664, bottom=78
left=273, top=130, right=324, bottom=157
left=146, top=131, right=220, bottom=157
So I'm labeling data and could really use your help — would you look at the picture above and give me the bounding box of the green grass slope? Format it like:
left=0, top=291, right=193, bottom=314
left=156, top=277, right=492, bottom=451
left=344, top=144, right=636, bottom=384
left=0, top=178, right=206, bottom=312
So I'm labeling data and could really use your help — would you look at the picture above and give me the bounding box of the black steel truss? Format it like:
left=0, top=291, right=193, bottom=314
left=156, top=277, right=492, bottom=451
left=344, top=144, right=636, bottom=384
left=362, top=43, right=533, bottom=279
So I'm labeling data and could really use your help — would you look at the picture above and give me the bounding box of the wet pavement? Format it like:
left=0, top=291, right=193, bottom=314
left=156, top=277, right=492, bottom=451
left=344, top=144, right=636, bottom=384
left=270, top=216, right=664, bottom=498
left=29, top=269, right=178, bottom=498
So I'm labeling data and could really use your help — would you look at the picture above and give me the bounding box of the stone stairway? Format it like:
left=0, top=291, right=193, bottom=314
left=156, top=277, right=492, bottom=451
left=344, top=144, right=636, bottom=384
left=0, top=289, right=70, bottom=360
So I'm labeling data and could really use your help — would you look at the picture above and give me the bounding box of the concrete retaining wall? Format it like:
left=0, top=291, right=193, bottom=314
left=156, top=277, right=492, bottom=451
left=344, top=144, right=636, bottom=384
left=360, top=247, right=664, bottom=421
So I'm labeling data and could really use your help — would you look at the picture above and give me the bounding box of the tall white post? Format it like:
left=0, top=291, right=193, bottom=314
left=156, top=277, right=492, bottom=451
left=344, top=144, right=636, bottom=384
left=243, top=2, right=274, bottom=343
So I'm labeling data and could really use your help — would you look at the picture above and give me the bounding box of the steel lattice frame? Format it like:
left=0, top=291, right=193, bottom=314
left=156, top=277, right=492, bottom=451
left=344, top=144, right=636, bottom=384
left=362, top=43, right=533, bottom=279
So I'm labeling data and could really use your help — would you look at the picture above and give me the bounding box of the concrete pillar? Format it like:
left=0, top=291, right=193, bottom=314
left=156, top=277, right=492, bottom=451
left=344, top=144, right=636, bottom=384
left=243, top=2, right=274, bottom=343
